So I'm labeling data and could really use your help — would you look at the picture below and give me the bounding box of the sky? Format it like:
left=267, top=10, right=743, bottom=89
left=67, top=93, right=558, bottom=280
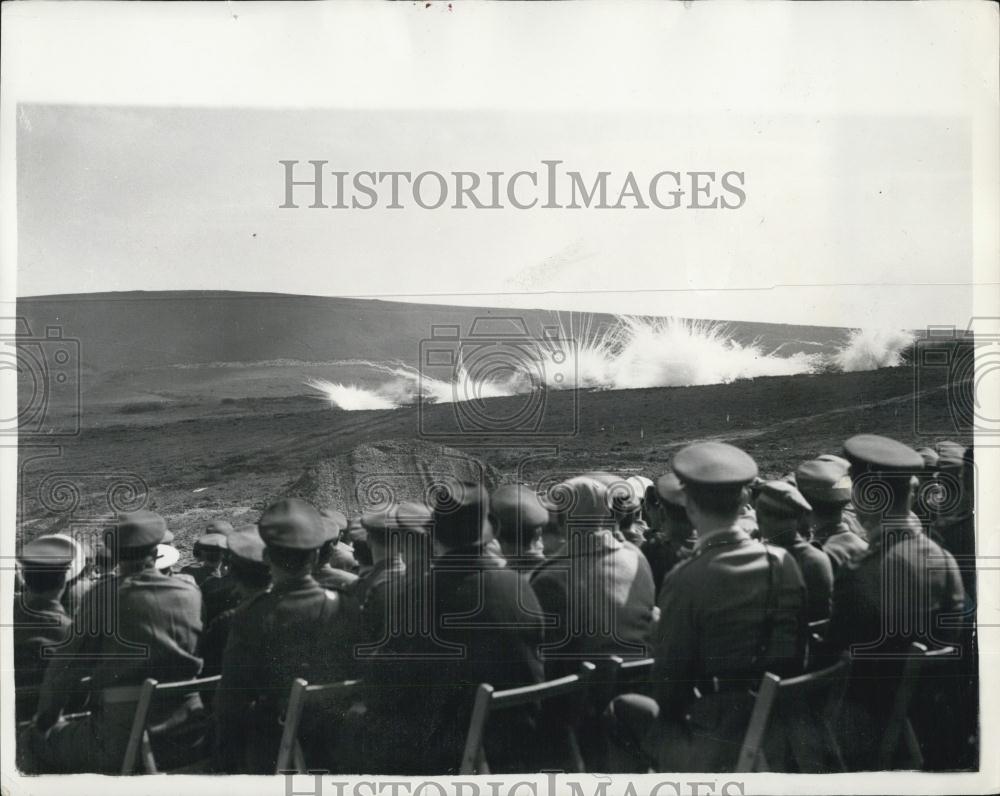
left=5, top=2, right=997, bottom=331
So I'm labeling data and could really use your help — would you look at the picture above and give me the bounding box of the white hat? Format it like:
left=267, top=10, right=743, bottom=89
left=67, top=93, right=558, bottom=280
left=155, top=544, right=180, bottom=571
left=48, top=533, right=86, bottom=581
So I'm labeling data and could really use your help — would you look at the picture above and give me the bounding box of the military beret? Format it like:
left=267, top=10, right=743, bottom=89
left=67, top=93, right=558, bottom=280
left=18, top=535, right=77, bottom=569
left=227, top=524, right=267, bottom=564
left=843, top=434, right=924, bottom=472
left=755, top=480, right=812, bottom=518
left=796, top=459, right=852, bottom=505
left=48, top=533, right=86, bottom=580
left=916, top=447, right=940, bottom=470
left=205, top=520, right=234, bottom=536
left=361, top=502, right=432, bottom=535
left=155, top=544, right=180, bottom=570
left=257, top=498, right=326, bottom=550
left=653, top=472, right=686, bottom=508
left=196, top=532, right=228, bottom=550
left=672, top=442, right=758, bottom=487
left=113, top=510, right=168, bottom=548
left=490, top=485, right=550, bottom=532
left=935, top=441, right=967, bottom=470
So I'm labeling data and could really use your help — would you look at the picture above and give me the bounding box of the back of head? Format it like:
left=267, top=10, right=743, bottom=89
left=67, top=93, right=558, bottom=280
left=672, top=442, right=758, bottom=521
left=490, top=484, right=550, bottom=551
left=18, top=535, right=76, bottom=594
left=258, top=498, right=326, bottom=573
left=543, top=475, right=615, bottom=537
left=795, top=458, right=852, bottom=514
left=430, top=481, right=491, bottom=551
left=843, top=434, right=923, bottom=517
left=755, top=481, right=812, bottom=539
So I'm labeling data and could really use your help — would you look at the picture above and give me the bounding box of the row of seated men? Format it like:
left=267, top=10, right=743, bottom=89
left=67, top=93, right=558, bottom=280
left=13, top=433, right=976, bottom=774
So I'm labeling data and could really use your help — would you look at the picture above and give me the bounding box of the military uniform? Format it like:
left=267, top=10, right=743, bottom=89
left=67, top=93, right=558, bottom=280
left=605, top=443, right=808, bottom=772
left=828, top=435, right=967, bottom=769
left=27, top=512, right=204, bottom=774
left=215, top=499, right=357, bottom=774
left=180, top=530, right=229, bottom=587
left=641, top=471, right=698, bottom=594
left=796, top=458, right=869, bottom=575
left=354, top=485, right=546, bottom=775
left=14, top=536, right=76, bottom=723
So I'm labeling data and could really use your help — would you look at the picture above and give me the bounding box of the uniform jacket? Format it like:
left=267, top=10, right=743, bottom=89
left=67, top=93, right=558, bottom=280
left=810, top=519, right=869, bottom=576
left=650, top=527, right=807, bottom=719
left=315, top=564, right=359, bottom=593
left=351, top=555, right=405, bottom=645
left=531, top=530, right=656, bottom=676
left=14, top=594, right=73, bottom=721
left=215, top=574, right=356, bottom=773
left=780, top=533, right=834, bottom=622
left=641, top=529, right=698, bottom=595
left=368, top=545, right=545, bottom=774
left=35, top=567, right=203, bottom=729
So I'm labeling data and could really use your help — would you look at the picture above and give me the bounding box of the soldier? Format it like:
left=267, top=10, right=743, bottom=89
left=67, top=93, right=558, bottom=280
left=314, top=507, right=360, bottom=592
left=354, top=483, right=545, bottom=774
left=490, top=484, right=549, bottom=571
left=26, top=511, right=205, bottom=774
left=321, top=507, right=360, bottom=572
left=796, top=458, right=868, bottom=575
left=14, top=536, right=76, bottom=723
left=215, top=498, right=356, bottom=774
left=532, top=475, right=656, bottom=678
left=604, top=442, right=807, bottom=772
left=756, top=480, right=834, bottom=622
left=180, top=526, right=230, bottom=587
left=352, top=502, right=430, bottom=646
left=828, top=434, right=966, bottom=769
left=930, top=441, right=975, bottom=601
left=641, top=471, right=698, bottom=594
left=199, top=525, right=271, bottom=677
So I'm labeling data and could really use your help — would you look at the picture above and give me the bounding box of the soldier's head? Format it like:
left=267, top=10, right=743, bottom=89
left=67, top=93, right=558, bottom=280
left=796, top=458, right=852, bottom=524
left=649, top=472, right=694, bottom=539
left=755, top=481, right=812, bottom=541
left=257, top=498, right=327, bottom=578
left=542, top=475, right=617, bottom=543
left=112, top=511, right=170, bottom=575
left=361, top=502, right=431, bottom=563
left=671, top=442, right=758, bottom=533
left=317, top=508, right=348, bottom=568
left=18, top=535, right=76, bottom=597
left=195, top=531, right=228, bottom=568
left=489, top=484, right=549, bottom=560
left=430, top=481, right=491, bottom=554
left=843, top=435, right=924, bottom=531
left=227, top=525, right=272, bottom=597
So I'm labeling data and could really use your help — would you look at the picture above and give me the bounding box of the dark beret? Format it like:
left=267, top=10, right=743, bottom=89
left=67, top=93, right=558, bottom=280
left=490, top=485, right=550, bottom=532
left=228, top=524, right=267, bottom=564
left=796, top=459, right=852, bottom=504
left=18, top=535, right=77, bottom=569
left=672, top=442, right=758, bottom=486
left=257, top=498, right=326, bottom=550
left=114, top=510, right=168, bottom=549
left=755, top=480, right=812, bottom=518
left=843, top=434, right=924, bottom=472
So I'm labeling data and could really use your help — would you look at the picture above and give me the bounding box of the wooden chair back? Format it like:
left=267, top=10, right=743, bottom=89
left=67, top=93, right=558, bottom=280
left=275, top=678, right=362, bottom=774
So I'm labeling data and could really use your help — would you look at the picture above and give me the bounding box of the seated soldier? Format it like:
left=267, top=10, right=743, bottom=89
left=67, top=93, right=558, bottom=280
left=14, top=536, right=76, bottom=723
left=25, top=511, right=205, bottom=774
left=604, top=442, right=807, bottom=773
left=350, top=483, right=545, bottom=775
left=756, top=480, right=834, bottom=623
left=215, top=499, right=357, bottom=774
left=796, top=458, right=868, bottom=576
left=199, top=525, right=271, bottom=677
left=532, top=474, right=656, bottom=678
left=490, top=484, right=549, bottom=571
left=180, top=524, right=231, bottom=587
left=641, top=472, right=698, bottom=594
left=314, top=507, right=360, bottom=592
